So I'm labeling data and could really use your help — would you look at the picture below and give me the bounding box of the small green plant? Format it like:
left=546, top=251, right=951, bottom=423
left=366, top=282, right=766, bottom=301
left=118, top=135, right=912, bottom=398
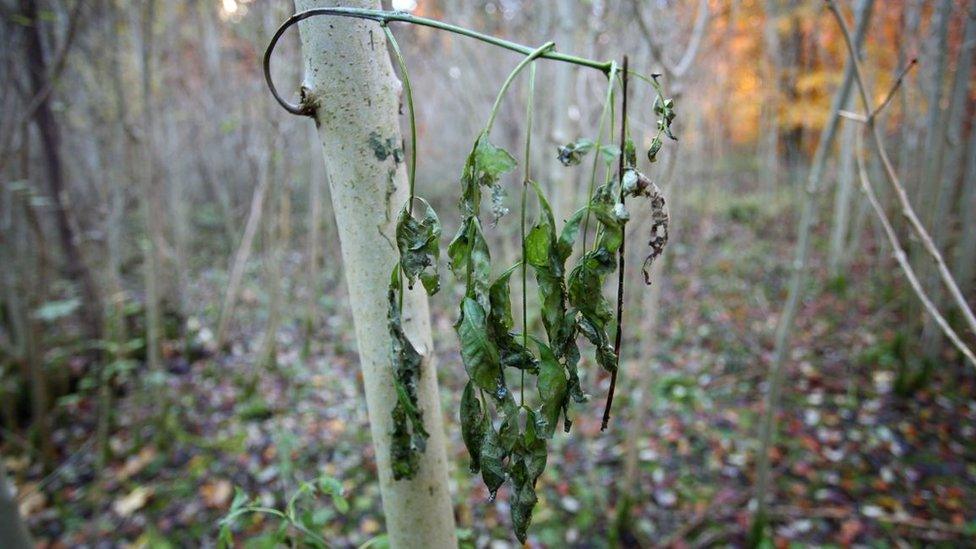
left=265, top=7, right=676, bottom=542
left=217, top=475, right=349, bottom=548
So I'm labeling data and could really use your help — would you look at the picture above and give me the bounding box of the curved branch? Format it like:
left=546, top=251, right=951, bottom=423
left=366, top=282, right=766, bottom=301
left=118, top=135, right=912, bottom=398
left=854, top=129, right=976, bottom=367
left=264, top=7, right=613, bottom=116
left=827, top=0, right=976, bottom=340
left=631, top=0, right=709, bottom=79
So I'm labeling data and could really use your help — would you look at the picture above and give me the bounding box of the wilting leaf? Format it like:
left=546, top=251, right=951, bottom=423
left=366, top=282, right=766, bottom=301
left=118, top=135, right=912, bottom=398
left=556, top=138, right=594, bottom=166
left=448, top=217, right=492, bottom=311
left=396, top=198, right=441, bottom=295
left=647, top=135, right=663, bottom=163
left=480, top=423, right=507, bottom=499
left=536, top=341, right=568, bottom=438
left=624, top=138, right=637, bottom=167
left=510, top=410, right=548, bottom=543
left=456, top=297, right=501, bottom=391
left=474, top=133, right=518, bottom=178
left=489, top=264, right=538, bottom=374
left=457, top=133, right=517, bottom=223
left=460, top=382, right=488, bottom=473
left=387, top=267, right=428, bottom=480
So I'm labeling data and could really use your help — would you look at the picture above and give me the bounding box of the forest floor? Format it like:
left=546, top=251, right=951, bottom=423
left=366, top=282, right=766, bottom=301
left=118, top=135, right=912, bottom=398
left=5, top=185, right=976, bottom=548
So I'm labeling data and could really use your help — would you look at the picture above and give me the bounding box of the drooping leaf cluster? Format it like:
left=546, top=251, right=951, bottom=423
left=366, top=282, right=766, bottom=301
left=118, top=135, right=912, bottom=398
left=377, top=46, right=675, bottom=542
left=646, top=74, right=678, bottom=163
left=387, top=200, right=443, bottom=480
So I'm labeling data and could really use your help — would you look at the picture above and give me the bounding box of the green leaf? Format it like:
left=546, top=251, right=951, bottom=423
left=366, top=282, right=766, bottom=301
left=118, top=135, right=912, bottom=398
left=647, top=135, right=663, bottom=163
left=460, top=133, right=516, bottom=223
left=456, top=297, right=501, bottom=392
left=624, top=138, right=637, bottom=167
left=524, top=224, right=550, bottom=268
left=479, top=423, right=507, bottom=499
left=448, top=217, right=492, bottom=311
left=474, top=133, right=517, bottom=178
left=396, top=198, right=441, bottom=295
left=556, top=138, right=595, bottom=166
left=536, top=341, right=567, bottom=438
left=460, top=382, right=488, bottom=473
left=489, top=263, right=519, bottom=332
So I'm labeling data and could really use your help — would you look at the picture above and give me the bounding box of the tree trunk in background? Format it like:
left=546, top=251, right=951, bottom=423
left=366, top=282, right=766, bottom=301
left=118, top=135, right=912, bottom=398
left=304, top=123, right=325, bottom=358
left=20, top=0, right=102, bottom=340
left=760, top=0, right=782, bottom=189
left=921, top=0, right=975, bottom=358
left=549, top=0, right=577, bottom=223
left=751, top=0, right=873, bottom=538
left=0, top=462, right=32, bottom=549
left=294, top=1, right=457, bottom=547
left=916, top=0, right=952, bottom=212
left=954, top=123, right=976, bottom=295
left=897, top=0, right=923, bottom=196
left=828, top=102, right=856, bottom=278
left=140, top=0, right=162, bottom=372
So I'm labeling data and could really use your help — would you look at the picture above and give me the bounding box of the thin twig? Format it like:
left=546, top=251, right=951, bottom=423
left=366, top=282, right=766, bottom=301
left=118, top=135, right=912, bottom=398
left=870, top=57, right=917, bottom=120
left=853, top=129, right=976, bottom=366
left=827, top=0, right=976, bottom=342
left=602, top=56, right=629, bottom=431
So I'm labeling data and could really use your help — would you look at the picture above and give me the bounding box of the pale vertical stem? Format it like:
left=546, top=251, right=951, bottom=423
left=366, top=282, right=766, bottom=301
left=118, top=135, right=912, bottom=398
left=760, top=0, right=782, bottom=189
left=897, top=0, right=922, bottom=195
left=953, top=122, right=976, bottom=294
left=258, top=136, right=284, bottom=370
left=216, top=152, right=271, bottom=350
left=828, top=105, right=857, bottom=277
left=549, top=0, right=576, bottom=223
left=915, top=0, right=953, bottom=211
left=0, top=461, right=33, bottom=549
left=304, top=123, right=325, bottom=356
left=294, top=1, right=457, bottom=547
left=140, top=0, right=162, bottom=372
left=752, top=0, right=875, bottom=534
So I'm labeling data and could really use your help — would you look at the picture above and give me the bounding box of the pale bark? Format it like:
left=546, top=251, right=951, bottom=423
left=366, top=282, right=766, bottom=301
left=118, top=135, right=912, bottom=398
left=140, top=0, right=162, bottom=371
left=953, top=122, right=976, bottom=295
left=549, top=0, right=577, bottom=223
left=828, top=105, right=857, bottom=276
left=0, top=461, right=32, bottom=549
left=294, top=1, right=457, bottom=547
left=921, top=0, right=976, bottom=355
left=304, top=123, right=325, bottom=356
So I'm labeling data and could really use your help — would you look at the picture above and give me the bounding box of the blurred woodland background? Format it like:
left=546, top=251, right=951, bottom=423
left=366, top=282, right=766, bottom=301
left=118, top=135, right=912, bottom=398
left=2, top=0, right=976, bottom=546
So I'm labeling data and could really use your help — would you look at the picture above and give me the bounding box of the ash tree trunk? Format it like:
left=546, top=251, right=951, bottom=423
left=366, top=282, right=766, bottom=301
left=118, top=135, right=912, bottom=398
left=293, top=1, right=457, bottom=547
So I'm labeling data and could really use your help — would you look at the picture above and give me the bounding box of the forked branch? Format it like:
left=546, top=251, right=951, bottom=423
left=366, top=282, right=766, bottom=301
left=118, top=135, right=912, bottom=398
left=827, top=0, right=976, bottom=361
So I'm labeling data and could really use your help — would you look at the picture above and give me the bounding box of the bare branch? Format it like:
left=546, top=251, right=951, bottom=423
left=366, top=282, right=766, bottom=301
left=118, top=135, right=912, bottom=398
left=853, top=129, right=976, bottom=367
left=870, top=57, right=917, bottom=120
left=827, top=0, right=976, bottom=341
